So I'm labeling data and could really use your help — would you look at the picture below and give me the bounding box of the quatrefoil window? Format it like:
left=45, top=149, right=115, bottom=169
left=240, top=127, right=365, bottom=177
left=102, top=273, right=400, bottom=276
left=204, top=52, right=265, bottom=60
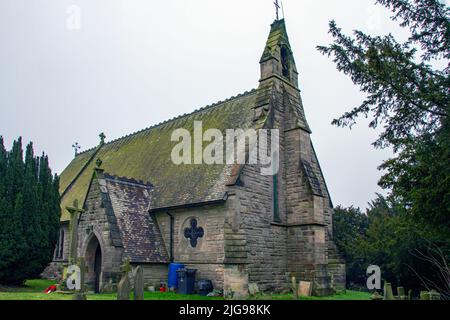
left=184, top=218, right=204, bottom=248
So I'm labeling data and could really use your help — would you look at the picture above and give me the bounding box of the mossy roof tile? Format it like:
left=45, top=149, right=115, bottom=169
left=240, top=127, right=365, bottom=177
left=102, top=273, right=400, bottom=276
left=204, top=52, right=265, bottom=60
left=59, top=89, right=258, bottom=221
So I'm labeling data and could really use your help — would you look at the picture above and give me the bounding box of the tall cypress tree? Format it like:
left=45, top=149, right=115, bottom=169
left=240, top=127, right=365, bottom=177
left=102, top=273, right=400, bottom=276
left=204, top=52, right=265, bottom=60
left=0, top=137, right=61, bottom=285
left=21, top=143, right=41, bottom=279
left=1, top=138, right=28, bottom=284
left=0, top=137, right=8, bottom=273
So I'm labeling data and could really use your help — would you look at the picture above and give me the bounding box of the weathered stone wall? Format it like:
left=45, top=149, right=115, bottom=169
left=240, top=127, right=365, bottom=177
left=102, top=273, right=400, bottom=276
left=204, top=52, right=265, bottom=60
left=229, top=165, right=289, bottom=293
left=140, top=264, right=168, bottom=288
left=41, top=261, right=65, bottom=280
left=154, top=203, right=226, bottom=290
left=284, top=115, right=332, bottom=295
left=225, top=80, right=290, bottom=293
left=41, top=223, right=69, bottom=280
left=327, top=241, right=346, bottom=291
left=223, top=265, right=249, bottom=299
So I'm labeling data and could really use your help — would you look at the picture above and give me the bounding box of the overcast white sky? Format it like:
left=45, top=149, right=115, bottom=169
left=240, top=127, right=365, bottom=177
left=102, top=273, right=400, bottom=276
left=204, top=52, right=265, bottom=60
left=1, top=0, right=432, bottom=209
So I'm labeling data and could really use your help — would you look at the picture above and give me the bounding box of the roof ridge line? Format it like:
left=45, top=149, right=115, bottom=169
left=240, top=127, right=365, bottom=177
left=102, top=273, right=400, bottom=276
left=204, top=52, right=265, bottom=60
left=103, top=172, right=153, bottom=189
left=75, top=88, right=258, bottom=156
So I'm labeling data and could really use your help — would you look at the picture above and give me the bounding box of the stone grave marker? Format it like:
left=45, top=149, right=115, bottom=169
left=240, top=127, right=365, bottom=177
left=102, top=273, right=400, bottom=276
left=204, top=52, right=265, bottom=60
left=429, top=290, right=441, bottom=300
left=384, top=282, right=394, bottom=300
left=420, top=291, right=430, bottom=300
left=133, top=266, right=144, bottom=300
left=291, top=277, right=298, bottom=299
left=298, top=281, right=312, bottom=297
left=117, top=258, right=132, bottom=300
left=397, top=287, right=407, bottom=300
left=248, top=283, right=260, bottom=296
left=72, top=257, right=87, bottom=300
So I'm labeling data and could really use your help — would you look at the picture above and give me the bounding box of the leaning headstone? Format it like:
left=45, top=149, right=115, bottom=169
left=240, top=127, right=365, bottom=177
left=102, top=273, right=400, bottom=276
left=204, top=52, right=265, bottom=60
left=248, top=283, right=260, bottom=296
left=429, top=290, right=441, bottom=300
left=117, top=258, right=132, bottom=300
left=133, top=266, right=144, bottom=301
left=291, top=277, right=298, bottom=299
left=298, top=281, right=313, bottom=297
left=383, top=282, right=394, bottom=300
left=118, top=276, right=131, bottom=300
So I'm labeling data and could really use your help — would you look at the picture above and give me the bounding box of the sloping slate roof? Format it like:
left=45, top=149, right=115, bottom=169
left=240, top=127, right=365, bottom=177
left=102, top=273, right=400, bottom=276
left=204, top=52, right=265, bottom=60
left=104, top=173, right=169, bottom=263
left=59, top=89, right=258, bottom=221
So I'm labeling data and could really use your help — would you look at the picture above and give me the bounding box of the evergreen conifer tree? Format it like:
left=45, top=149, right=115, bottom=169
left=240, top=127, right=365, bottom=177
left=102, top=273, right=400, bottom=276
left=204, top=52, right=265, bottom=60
left=0, top=137, right=61, bottom=285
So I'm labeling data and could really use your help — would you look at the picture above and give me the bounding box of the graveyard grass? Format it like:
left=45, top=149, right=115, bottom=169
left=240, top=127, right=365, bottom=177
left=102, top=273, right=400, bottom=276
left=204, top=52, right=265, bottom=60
left=0, top=279, right=371, bottom=300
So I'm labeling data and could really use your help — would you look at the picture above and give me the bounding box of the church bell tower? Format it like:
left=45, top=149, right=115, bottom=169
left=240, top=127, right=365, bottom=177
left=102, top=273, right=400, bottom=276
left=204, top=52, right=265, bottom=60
left=253, top=18, right=345, bottom=295
left=260, top=19, right=299, bottom=90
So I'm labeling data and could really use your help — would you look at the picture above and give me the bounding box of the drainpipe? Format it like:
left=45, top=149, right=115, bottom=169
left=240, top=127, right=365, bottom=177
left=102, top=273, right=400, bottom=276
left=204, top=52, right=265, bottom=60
left=165, top=211, right=174, bottom=263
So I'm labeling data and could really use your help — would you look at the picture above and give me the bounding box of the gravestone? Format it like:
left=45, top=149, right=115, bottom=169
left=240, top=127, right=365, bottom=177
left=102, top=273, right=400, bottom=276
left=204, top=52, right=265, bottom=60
left=291, top=277, right=299, bottom=299
left=429, top=290, right=441, bottom=300
left=248, top=283, right=260, bottom=296
left=72, top=257, right=87, bottom=300
left=420, top=291, right=430, bottom=300
left=103, top=279, right=114, bottom=293
left=397, top=287, right=407, bottom=300
left=298, top=281, right=313, bottom=297
left=118, top=276, right=131, bottom=300
left=117, top=258, right=132, bottom=300
left=383, top=282, right=394, bottom=300
left=133, top=266, right=144, bottom=301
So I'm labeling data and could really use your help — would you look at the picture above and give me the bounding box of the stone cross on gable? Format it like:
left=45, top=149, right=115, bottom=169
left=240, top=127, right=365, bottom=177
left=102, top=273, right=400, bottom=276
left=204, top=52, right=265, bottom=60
left=66, top=199, right=85, bottom=265
left=72, top=142, right=81, bottom=157
left=99, top=132, right=106, bottom=145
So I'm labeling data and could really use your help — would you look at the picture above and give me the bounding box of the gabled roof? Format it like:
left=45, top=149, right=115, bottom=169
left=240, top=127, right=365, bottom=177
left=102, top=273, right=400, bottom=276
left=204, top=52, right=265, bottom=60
left=102, top=173, right=169, bottom=263
left=59, top=89, right=258, bottom=221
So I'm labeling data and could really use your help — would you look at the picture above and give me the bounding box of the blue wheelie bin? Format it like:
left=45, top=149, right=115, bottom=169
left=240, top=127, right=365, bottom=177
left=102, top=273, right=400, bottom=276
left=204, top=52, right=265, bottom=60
left=168, top=263, right=185, bottom=289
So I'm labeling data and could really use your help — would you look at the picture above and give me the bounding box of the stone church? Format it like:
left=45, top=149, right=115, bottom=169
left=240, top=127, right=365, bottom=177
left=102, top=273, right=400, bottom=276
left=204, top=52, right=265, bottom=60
left=44, top=19, right=345, bottom=296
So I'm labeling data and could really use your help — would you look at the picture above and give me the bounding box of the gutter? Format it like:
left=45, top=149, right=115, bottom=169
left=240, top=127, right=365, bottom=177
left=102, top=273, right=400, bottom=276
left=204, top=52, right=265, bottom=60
left=148, top=193, right=228, bottom=214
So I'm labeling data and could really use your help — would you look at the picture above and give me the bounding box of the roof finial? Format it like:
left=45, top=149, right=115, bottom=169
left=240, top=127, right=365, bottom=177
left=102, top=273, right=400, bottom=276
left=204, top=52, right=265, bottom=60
left=72, top=142, right=81, bottom=157
left=96, top=158, right=103, bottom=168
left=99, top=132, right=106, bottom=146
left=274, top=0, right=280, bottom=20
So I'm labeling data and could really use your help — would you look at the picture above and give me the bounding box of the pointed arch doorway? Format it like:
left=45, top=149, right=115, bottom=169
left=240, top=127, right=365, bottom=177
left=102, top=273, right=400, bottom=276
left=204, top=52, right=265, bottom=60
left=85, top=234, right=103, bottom=293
